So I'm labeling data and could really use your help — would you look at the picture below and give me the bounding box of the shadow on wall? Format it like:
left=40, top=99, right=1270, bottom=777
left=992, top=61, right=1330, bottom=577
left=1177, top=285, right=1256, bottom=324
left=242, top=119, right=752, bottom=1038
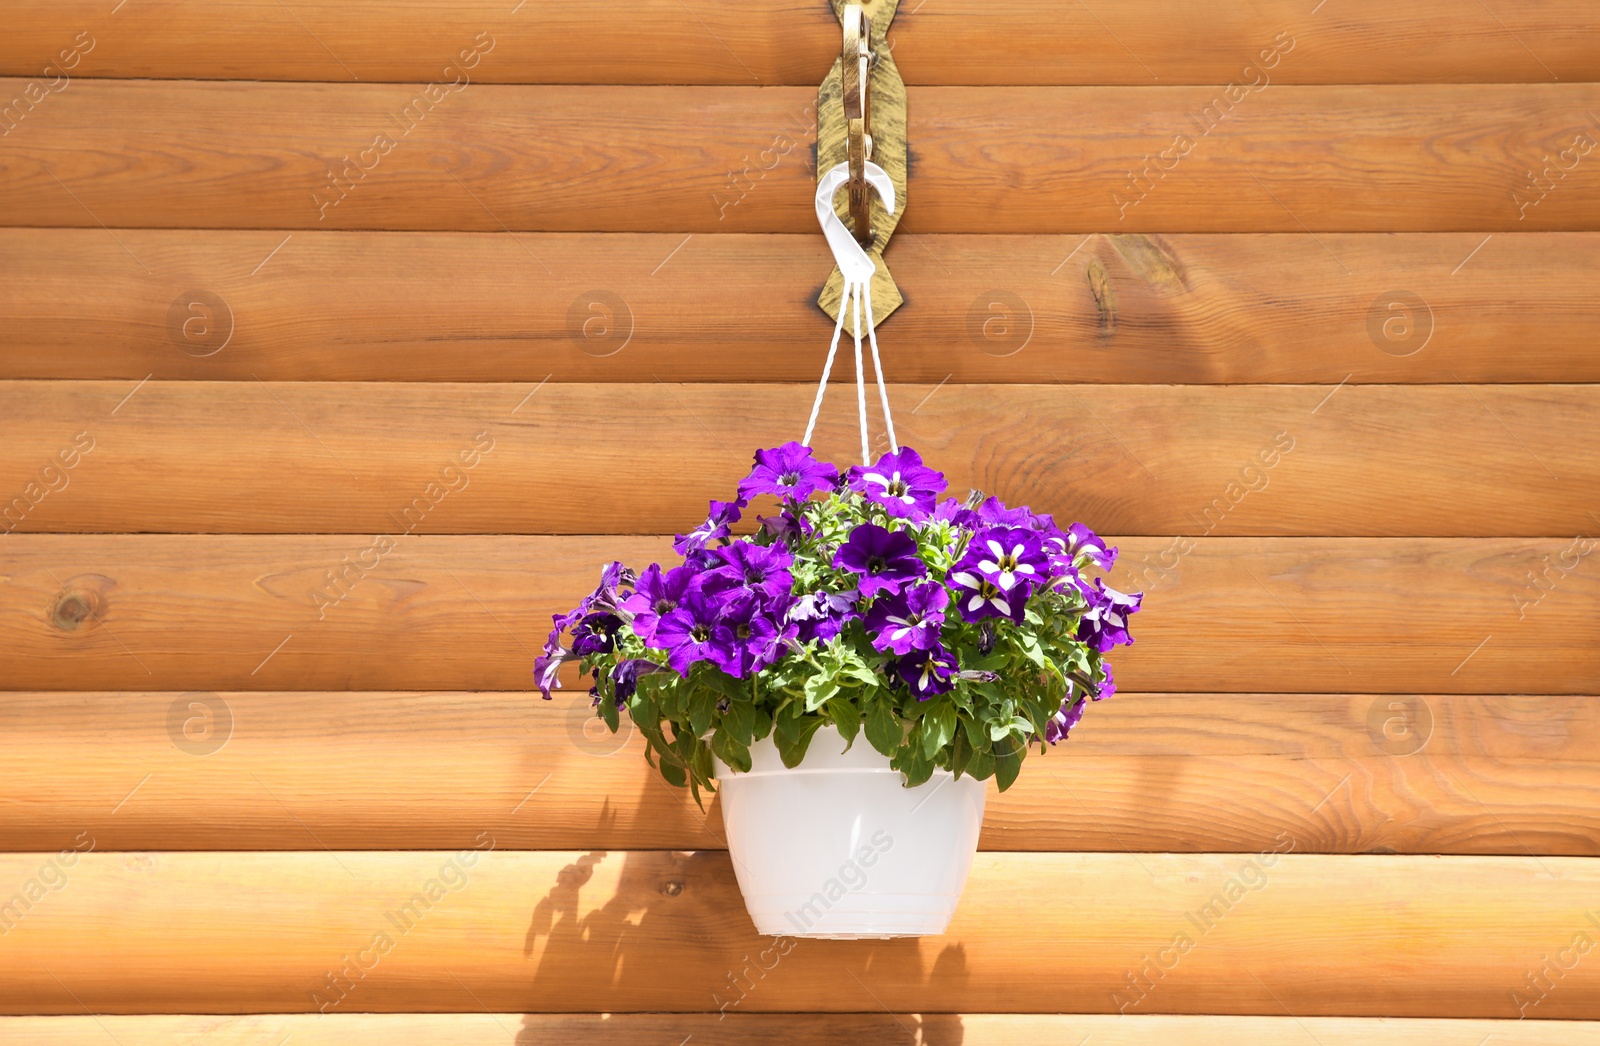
left=514, top=822, right=967, bottom=1044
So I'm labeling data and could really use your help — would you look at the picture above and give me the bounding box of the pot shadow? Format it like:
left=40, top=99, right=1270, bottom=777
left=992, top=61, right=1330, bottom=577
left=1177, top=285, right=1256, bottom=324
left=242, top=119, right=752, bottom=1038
left=512, top=775, right=968, bottom=1045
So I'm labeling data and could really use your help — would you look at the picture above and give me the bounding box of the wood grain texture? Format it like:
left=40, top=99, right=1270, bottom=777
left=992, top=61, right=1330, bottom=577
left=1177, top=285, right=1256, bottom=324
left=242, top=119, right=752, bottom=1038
left=5, top=82, right=1598, bottom=232
left=0, top=536, right=1591, bottom=694
left=4, top=1014, right=1598, bottom=1046
left=6, top=230, right=1600, bottom=384
left=2, top=1, right=1595, bottom=85
left=0, top=850, right=1596, bottom=1016
left=1, top=380, right=1594, bottom=537
left=2, top=691, right=1593, bottom=856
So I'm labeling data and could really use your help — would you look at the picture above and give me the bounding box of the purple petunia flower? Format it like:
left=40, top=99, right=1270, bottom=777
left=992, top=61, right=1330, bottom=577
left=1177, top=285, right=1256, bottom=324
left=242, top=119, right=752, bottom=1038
left=543, top=609, right=582, bottom=659
left=733, top=613, right=800, bottom=675
left=948, top=563, right=1030, bottom=622
left=894, top=644, right=959, bottom=700
left=785, top=588, right=859, bottom=644
left=1065, top=522, right=1117, bottom=571
left=929, top=496, right=976, bottom=529
left=758, top=507, right=813, bottom=546
left=543, top=559, right=636, bottom=660
left=960, top=526, right=1048, bottom=595
left=738, top=442, right=840, bottom=502
left=1075, top=578, right=1142, bottom=651
left=1045, top=695, right=1086, bottom=743
left=537, top=559, right=638, bottom=699
left=864, top=582, right=949, bottom=655
left=673, top=498, right=747, bottom=561
left=533, top=653, right=564, bottom=700
left=585, top=561, right=637, bottom=613
left=972, top=495, right=1036, bottom=530
left=618, top=563, right=701, bottom=643
left=1095, top=662, right=1116, bottom=701
left=706, top=539, right=794, bottom=614
left=571, top=612, right=621, bottom=656
left=652, top=590, right=736, bottom=675
left=846, top=447, right=947, bottom=521
left=610, top=657, right=664, bottom=702
left=833, top=523, right=926, bottom=598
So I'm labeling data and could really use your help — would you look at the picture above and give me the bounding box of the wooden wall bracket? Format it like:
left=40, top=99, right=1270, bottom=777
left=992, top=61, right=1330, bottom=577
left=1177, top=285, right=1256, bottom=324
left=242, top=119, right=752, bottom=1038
left=817, top=0, right=906, bottom=334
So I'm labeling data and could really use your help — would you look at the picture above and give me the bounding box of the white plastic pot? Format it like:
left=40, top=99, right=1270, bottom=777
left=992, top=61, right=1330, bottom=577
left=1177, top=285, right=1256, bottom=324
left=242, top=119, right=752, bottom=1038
left=712, top=724, right=986, bottom=939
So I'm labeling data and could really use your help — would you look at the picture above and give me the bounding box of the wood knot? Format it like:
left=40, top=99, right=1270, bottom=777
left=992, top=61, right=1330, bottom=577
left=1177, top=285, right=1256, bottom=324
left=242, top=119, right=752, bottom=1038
left=1085, top=257, right=1117, bottom=337
left=50, top=574, right=115, bottom=632
left=660, top=879, right=685, bottom=897
left=1107, top=233, right=1189, bottom=293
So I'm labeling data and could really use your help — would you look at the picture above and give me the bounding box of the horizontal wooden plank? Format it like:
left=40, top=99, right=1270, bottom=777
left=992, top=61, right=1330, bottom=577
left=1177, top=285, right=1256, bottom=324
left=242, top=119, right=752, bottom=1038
left=0, top=851, right=1595, bottom=1016
left=7, top=230, right=1600, bottom=384
left=2, top=1, right=1594, bottom=85
left=2, top=691, right=1592, bottom=856
left=2, top=381, right=1594, bottom=536
left=5, top=83, right=1598, bottom=232
left=0, top=536, right=1590, bottom=694
left=4, top=1014, right=1597, bottom=1046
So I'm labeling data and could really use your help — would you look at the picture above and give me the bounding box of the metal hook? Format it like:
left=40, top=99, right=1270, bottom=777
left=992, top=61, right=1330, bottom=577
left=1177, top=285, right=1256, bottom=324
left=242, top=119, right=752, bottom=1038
left=842, top=3, right=874, bottom=246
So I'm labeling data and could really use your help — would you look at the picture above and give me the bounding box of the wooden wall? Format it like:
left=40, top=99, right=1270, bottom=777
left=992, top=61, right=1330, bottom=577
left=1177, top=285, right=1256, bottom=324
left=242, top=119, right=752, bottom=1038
left=1, top=2, right=1598, bottom=1041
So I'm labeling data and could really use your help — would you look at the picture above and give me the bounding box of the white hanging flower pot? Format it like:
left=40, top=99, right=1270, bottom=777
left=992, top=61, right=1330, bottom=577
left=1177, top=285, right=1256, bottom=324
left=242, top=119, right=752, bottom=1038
left=535, top=85, right=1142, bottom=949
left=713, top=723, right=986, bottom=939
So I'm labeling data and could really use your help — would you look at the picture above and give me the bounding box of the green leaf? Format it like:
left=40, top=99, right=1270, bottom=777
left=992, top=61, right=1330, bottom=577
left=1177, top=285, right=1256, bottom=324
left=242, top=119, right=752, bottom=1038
left=774, top=714, right=825, bottom=769
left=951, top=729, right=973, bottom=778
left=657, top=756, right=687, bottom=788
left=965, top=746, right=996, bottom=781
left=994, top=738, right=1024, bottom=792
left=840, top=664, right=882, bottom=688
left=828, top=697, right=861, bottom=748
left=922, top=702, right=956, bottom=759
left=960, top=713, right=988, bottom=750
left=751, top=706, right=775, bottom=742
left=972, top=681, right=1006, bottom=704
left=802, top=672, right=840, bottom=713
left=722, top=699, right=756, bottom=746
left=698, top=670, right=737, bottom=698
left=864, top=698, right=902, bottom=757
left=891, top=742, right=936, bottom=788
left=599, top=695, right=620, bottom=732
left=687, top=690, right=715, bottom=740
left=710, top=729, right=752, bottom=774
left=1016, top=632, right=1048, bottom=669
left=690, top=736, right=715, bottom=785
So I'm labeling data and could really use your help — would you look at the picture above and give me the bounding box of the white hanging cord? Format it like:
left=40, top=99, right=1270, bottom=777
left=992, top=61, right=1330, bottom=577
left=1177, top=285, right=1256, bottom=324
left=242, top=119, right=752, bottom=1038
left=801, top=290, right=852, bottom=449
left=862, top=279, right=898, bottom=455
left=851, top=282, right=870, bottom=464
left=807, top=159, right=898, bottom=464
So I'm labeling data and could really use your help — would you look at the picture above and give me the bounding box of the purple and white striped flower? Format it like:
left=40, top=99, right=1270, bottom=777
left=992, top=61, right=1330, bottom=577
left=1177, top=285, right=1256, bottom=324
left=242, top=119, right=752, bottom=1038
left=846, top=447, right=946, bottom=521
left=864, top=582, right=948, bottom=655
left=1075, top=578, right=1142, bottom=651
left=961, top=526, right=1048, bottom=595
left=893, top=644, right=959, bottom=699
left=1044, top=695, right=1086, bottom=743
left=948, top=566, right=1029, bottom=622
left=673, top=498, right=747, bottom=561
left=786, top=588, right=859, bottom=644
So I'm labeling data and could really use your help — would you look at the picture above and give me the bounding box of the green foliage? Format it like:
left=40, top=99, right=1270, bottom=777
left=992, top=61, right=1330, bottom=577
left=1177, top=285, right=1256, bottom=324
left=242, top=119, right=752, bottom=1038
left=573, top=486, right=1121, bottom=802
